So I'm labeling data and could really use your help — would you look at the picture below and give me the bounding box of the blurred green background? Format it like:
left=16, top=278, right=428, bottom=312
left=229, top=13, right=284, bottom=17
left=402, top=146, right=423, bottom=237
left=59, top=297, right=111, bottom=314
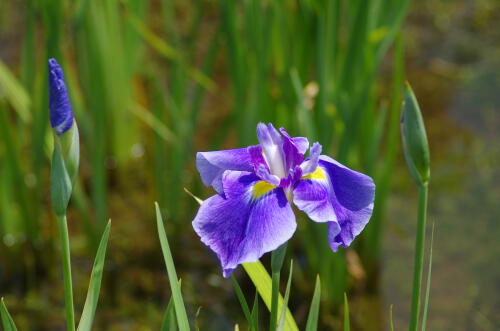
left=0, top=0, right=498, bottom=330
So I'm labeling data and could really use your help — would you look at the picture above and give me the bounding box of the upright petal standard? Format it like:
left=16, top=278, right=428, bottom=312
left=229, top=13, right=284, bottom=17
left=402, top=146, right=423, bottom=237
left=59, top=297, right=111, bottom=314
left=193, top=123, right=375, bottom=277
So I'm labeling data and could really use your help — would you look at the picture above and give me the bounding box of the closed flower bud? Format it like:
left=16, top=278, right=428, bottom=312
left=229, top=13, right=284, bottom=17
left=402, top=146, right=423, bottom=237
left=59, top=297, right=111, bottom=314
left=48, top=59, right=80, bottom=216
left=48, top=58, right=74, bottom=135
left=400, top=83, right=430, bottom=186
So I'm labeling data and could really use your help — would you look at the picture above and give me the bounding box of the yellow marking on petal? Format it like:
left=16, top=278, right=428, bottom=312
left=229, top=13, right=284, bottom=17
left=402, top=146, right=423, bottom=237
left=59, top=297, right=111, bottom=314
left=252, top=181, right=276, bottom=199
left=301, top=167, right=327, bottom=181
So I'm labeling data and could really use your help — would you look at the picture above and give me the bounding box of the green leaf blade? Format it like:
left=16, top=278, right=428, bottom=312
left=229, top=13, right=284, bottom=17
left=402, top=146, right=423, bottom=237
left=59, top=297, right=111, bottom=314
left=77, top=220, right=111, bottom=331
left=305, top=275, right=321, bottom=331
left=231, top=275, right=254, bottom=330
left=242, top=262, right=298, bottom=331
left=155, top=202, right=190, bottom=331
left=277, top=261, right=293, bottom=331
left=0, top=298, right=17, bottom=331
left=343, top=293, right=350, bottom=331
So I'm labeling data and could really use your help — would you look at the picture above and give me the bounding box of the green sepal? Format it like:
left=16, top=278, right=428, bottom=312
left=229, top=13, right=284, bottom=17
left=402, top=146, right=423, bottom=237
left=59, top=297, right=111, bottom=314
left=59, top=123, right=80, bottom=186
left=51, top=123, right=80, bottom=216
left=400, top=83, right=430, bottom=186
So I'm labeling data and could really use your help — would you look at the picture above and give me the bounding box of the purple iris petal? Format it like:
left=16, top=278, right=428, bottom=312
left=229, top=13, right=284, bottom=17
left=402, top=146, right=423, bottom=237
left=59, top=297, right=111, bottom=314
left=248, top=145, right=269, bottom=173
left=293, top=156, right=375, bottom=250
left=196, top=148, right=253, bottom=193
left=321, top=158, right=374, bottom=250
left=327, top=222, right=342, bottom=251
left=256, top=164, right=281, bottom=186
left=280, top=128, right=308, bottom=173
left=319, top=155, right=375, bottom=211
left=279, top=128, right=309, bottom=155
left=256, top=123, right=286, bottom=178
left=192, top=170, right=296, bottom=277
left=292, top=174, right=336, bottom=223
left=300, top=142, right=322, bottom=175
left=48, top=58, right=74, bottom=135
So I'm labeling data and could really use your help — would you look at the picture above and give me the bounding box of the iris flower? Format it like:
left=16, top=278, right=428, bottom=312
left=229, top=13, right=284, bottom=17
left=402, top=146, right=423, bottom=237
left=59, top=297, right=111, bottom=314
left=193, top=123, right=375, bottom=277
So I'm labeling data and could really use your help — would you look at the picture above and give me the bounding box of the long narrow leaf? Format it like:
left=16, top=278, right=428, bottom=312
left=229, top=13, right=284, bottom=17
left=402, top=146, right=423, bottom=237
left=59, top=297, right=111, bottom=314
left=0, top=60, right=31, bottom=123
left=270, top=244, right=287, bottom=331
left=242, top=262, right=298, bottom=331
left=0, top=298, right=17, bottom=331
left=389, top=304, right=394, bottom=331
left=77, top=220, right=111, bottom=331
left=161, top=294, right=178, bottom=331
left=343, top=293, right=350, bottom=331
left=277, top=261, right=293, bottom=331
left=155, top=202, right=190, bottom=331
left=231, top=275, right=254, bottom=330
left=251, top=291, right=259, bottom=331
left=305, top=275, right=321, bottom=331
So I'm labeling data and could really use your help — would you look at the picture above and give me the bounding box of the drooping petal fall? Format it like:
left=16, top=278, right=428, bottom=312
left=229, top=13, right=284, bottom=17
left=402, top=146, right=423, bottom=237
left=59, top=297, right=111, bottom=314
left=192, top=170, right=296, bottom=277
left=293, top=155, right=375, bottom=251
left=196, top=148, right=253, bottom=193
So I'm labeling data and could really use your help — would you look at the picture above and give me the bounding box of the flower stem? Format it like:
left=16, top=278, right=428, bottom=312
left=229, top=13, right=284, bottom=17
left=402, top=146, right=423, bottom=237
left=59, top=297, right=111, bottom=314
left=409, top=184, right=428, bottom=331
left=57, top=215, right=75, bottom=331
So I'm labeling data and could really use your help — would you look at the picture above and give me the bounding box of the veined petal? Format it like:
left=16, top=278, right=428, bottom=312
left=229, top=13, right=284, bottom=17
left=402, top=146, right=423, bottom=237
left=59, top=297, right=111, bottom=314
left=256, top=164, right=281, bottom=186
left=248, top=145, right=269, bottom=172
left=319, top=155, right=375, bottom=211
left=257, top=123, right=286, bottom=178
left=192, top=171, right=296, bottom=277
left=293, top=156, right=375, bottom=251
left=292, top=166, right=336, bottom=223
left=196, top=148, right=253, bottom=193
left=300, top=142, right=322, bottom=175
left=280, top=128, right=308, bottom=173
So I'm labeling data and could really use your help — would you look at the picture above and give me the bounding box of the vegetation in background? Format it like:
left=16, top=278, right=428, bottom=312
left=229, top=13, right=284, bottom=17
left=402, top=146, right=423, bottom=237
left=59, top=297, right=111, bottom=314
left=0, top=0, right=447, bottom=329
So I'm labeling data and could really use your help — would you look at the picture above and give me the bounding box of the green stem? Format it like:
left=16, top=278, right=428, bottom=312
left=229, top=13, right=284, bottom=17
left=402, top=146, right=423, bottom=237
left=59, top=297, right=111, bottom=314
left=409, top=184, right=428, bottom=331
left=57, top=215, right=75, bottom=331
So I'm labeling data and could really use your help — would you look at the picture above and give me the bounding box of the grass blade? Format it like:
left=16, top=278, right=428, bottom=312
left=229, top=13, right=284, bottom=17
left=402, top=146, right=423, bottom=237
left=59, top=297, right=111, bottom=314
left=421, top=223, right=435, bottom=331
left=343, top=293, right=350, bottom=331
left=155, top=202, right=190, bottom=331
left=231, top=275, right=254, bottom=330
left=0, top=60, right=31, bottom=123
left=0, top=298, right=17, bottom=331
left=389, top=304, right=394, bottom=331
left=242, top=262, right=298, bottom=331
left=77, top=220, right=111, bottom=331
left=305, top=275, right=321, bottom=331
left=270, top=244, right=287, bottom=331
left=277, top=260, right=293, bottom=331
left=161, top=293, right=178, bottom=331
left=251, top=291, right=259, bottom=331
left=129, top=102, right=177, bottom=143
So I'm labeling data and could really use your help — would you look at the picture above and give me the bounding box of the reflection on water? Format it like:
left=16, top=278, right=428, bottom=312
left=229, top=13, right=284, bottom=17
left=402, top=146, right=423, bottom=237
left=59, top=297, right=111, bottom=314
left=383, top=1, right=500, bottom=330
